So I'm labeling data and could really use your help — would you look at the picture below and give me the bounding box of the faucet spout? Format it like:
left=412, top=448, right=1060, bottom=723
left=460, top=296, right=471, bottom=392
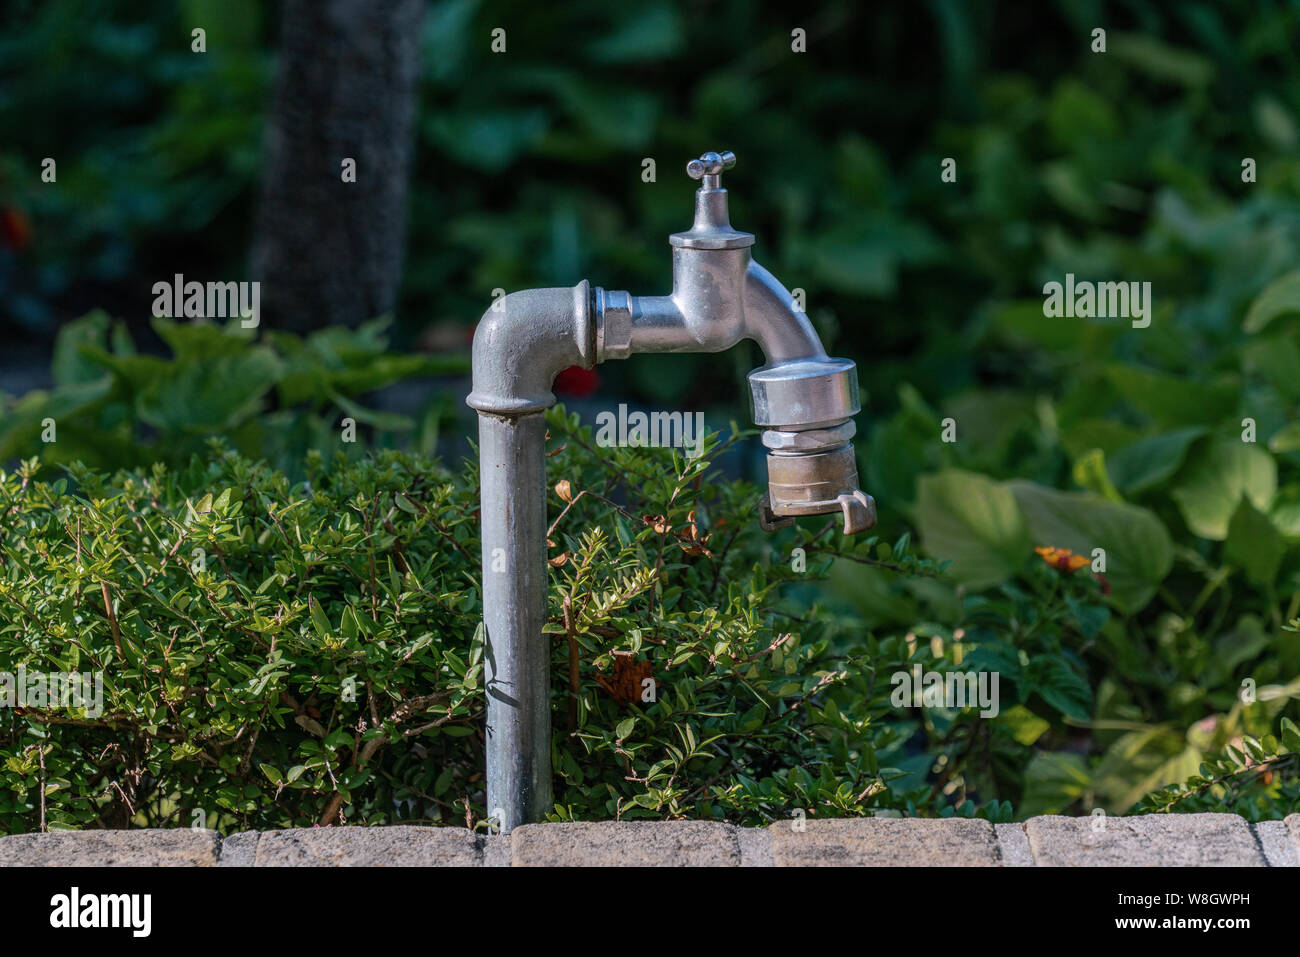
left=741, top=259, right=827, bottom=364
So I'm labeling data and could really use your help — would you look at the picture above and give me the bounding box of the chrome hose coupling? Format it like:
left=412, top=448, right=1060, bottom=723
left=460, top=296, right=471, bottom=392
left=749, top=357, right=877, bottom=534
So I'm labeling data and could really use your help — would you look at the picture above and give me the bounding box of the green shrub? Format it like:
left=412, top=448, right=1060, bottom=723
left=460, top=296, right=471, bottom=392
left=1, top=401, right=1296, bottom=833
left=0, top=407, right=960, bottom=833
left=1136, top=719, right=1300, bottom=817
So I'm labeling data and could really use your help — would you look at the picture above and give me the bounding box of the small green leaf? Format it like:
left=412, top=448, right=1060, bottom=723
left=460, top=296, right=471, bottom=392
left=1281, top=717, right=1300, bottom=753
left=340, top=604, right=360, bottom=640
left=999, top=705, right=1051, bottom=746
left=309, top=598, right=332, bottom=640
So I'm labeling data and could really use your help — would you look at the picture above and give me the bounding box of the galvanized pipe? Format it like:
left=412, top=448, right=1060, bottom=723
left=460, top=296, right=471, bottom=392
left=467, top=282, right=594, bottom=833
left=466, top=151, right=876, bottom=832
left=478, top=412, right=551, bottom=832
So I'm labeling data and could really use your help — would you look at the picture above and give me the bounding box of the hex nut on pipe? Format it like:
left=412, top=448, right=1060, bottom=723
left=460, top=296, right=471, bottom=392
left=595, top=287, right=633, bottom=362
left=761, top=420, right=857, bottom=452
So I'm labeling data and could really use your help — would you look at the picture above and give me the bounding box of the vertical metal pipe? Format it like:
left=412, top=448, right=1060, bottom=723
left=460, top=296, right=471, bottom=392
left=478, top=411, right=552, bottom=832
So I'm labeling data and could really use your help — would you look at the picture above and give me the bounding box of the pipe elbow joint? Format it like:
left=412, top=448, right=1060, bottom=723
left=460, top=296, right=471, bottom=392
left=466, top=281, right=595, bottom=416
left=742, top=259, right=828, bottom=364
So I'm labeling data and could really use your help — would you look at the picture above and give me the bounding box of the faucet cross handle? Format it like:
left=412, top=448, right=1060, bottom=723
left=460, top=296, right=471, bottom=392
left=686, top=150, right=736, bottom=183
left=671, top=150, right=752, bottom=249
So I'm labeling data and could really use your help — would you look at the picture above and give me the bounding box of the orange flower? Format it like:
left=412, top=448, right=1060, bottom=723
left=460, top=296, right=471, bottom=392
left=1034, top=546, right=1089, bottom=574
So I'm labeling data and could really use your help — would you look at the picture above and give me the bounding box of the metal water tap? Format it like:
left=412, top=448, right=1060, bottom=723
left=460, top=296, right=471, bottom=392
left=466, top=151, right=876, bottom=832
left=592, top=150, right=876, bottom=534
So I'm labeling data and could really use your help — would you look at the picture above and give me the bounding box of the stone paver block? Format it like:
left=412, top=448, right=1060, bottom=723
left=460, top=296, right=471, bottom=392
left=482, top=833, right=512, bottom=867
left=1253, top=821, right=1298, bottom=867
left=217, top=830, right=260, bottom=866
left=1282, top=815, right=1300, bottom=864
left=510, top=821, right=740, bottom=867
left=736, top=826, right=775, bottom=867
left=994, top=822, right=1034, bottom=866
left=251, top=825, right=479, bottom=866
left=768, top=817, right=999, bottom=866
left=0, top=828, right=221, bottom=867
left=1025, top=813, right=1265, bottom=866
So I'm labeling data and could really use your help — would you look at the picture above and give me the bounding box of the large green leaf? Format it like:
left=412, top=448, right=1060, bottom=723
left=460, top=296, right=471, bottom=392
left=1105, top=364, right=1238, bottom=428
left=1244, top=269, right=1300, bottom=334
left=52, top=311, right=112, bottom=386
left=916, top=470, right=1029, bottom=589
left=1224, top=498, right=1284, bottom=587
left=1242, top=336, right=1300, bottom=402
left=1268, top=422, right=1300, bottom=454
left=1109, top=33, right=1214, bottom=88
left=1269, top=486, right=1300, bottom=539
left=1027, top=655, right=1093, bottom=721
left=586, top=4, right=683, bottom=63
left=1008, top=481, right=1173, bottom=613
left=153, top=316, right=258, bottom=362
left=997, top=704, right=1050, bottom=746
left=1019, top=752, right=1090, bottom=817
left=136, top=349, right=283, bottom=433
left=1107, top=427, right=1205, bottom=495
left=0, top=378, right=116, bottom=461
left=1170, top=437, right=1276, bottom=540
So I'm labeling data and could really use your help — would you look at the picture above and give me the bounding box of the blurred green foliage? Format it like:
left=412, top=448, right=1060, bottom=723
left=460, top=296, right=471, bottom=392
left=8, top=0, right=1300, bottom=410
left=0, top=312, right=465, bottom=475
left=848, top=270, right=1300, bottom=817
left=0, top=0, right=267, bottom=331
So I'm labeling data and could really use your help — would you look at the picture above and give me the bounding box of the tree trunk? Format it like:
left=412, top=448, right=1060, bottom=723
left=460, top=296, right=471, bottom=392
left=250, top=0, right=424, bottom=333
